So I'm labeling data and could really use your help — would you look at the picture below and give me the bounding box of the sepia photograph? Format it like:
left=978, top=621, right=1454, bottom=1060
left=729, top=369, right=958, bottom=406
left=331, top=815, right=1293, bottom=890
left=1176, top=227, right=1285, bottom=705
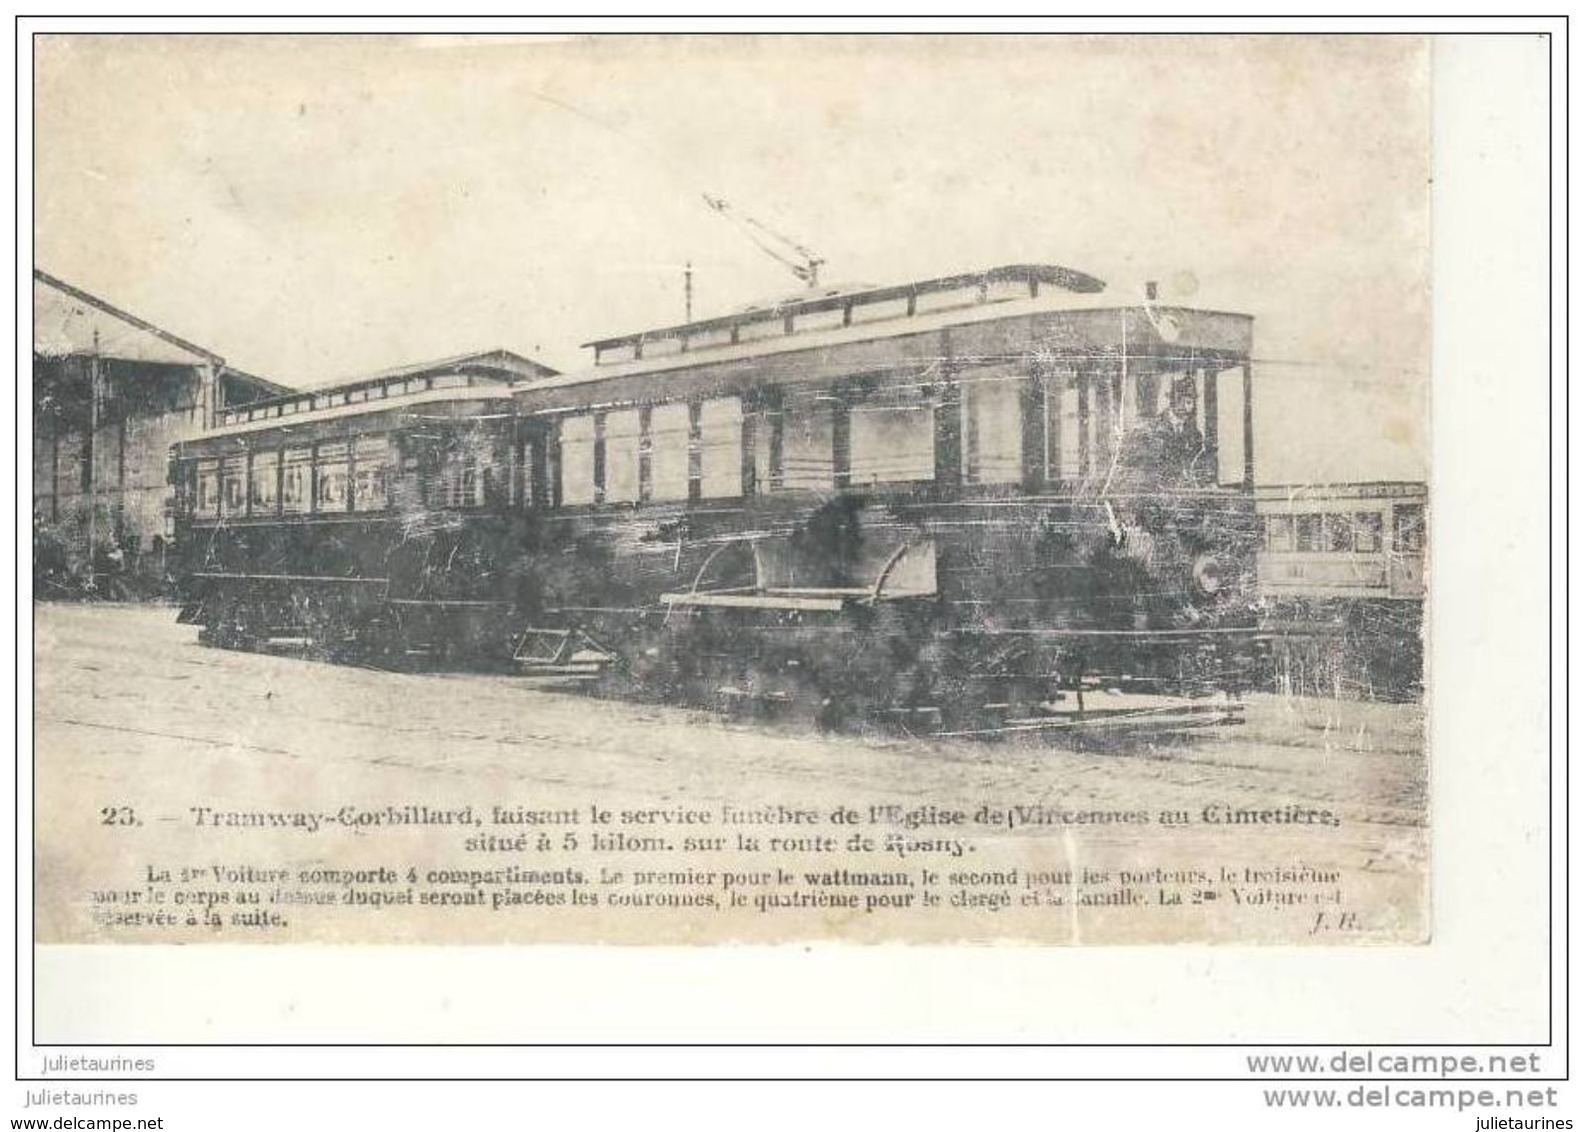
left=28, top=34, right=1437, bottom=962
left=8, top=19, right=1569, bottom=1132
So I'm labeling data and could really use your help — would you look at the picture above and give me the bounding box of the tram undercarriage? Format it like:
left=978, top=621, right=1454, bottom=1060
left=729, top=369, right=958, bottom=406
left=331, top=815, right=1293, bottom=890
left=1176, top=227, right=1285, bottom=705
left=547, top=592, right=1257, bottom=740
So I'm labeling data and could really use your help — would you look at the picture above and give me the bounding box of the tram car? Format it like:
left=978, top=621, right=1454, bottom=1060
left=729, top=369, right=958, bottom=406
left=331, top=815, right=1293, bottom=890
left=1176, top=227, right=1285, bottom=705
left=512, top=264, right=1262, bottom=731
left=1256, top=482, right=1425, bottom=603
left=1254, top=481, right=1426, bottom=700
left=170, top=264, right=1265, bottom=734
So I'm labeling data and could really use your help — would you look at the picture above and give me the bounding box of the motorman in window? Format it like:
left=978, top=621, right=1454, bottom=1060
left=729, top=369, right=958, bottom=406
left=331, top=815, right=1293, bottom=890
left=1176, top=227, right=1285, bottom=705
left=1123, top=374, right=1213, bottom=489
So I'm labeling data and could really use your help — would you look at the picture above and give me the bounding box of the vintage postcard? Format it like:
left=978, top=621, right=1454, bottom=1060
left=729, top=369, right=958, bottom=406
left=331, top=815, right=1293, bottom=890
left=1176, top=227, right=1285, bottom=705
left=32, top=34, right=1429, bottom=949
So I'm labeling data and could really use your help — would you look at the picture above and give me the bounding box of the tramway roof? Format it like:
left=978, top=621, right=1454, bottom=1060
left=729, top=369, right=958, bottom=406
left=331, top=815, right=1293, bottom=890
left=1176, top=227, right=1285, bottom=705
left=583, top=264, right=1107, bottom=361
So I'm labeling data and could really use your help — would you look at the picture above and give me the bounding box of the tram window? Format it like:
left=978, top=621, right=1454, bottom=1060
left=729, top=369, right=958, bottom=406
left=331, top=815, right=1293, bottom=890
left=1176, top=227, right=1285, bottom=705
left=559, top=414, right=598, bottom=506
left=251, top=450, right=280, bottom=511
left=282, top=449, right=312, bottom=513
left=850, top=396, right=934, bottom=484
left=438, top=459, right=478, bottom=509
left=353, top=436, right=388, bottom=511
left=479, top=438, right=507, bottom=508
left=1355, top=511, right=1383, bottom=553
left=779, top=390, right=836, bottom=491
left=916, top=284, right=980, bottom=315
left=737, top=317, right=783, bottom=344
left=637, top=409, right=654, bottom=502
left=520, top=437, right=537, bottom=508
left=173, top=461, right=195, bottom=517
left=604, top=409, right=642, bottom=504
left=431, top=434, right=488, bottom=510
left=1213, top=365, right=1244, bottom=486
left=1042, top=372, right=1061, bottom=478
left=318, top=466, right=348, bottom=508
left=317, top=441, right=349, bottom=510
left=753, top=400, right=783, bottom=491
left=221, top=456, right=247, bottom=515
left=961, top=372, right=1022, bottom=484
left=1092, top=375, right=1115, bottom=468
left=1324, top=513, right=1354, bottom=553
left=1136, top=371, right=1163, bottom=420
left=649, top=402, right=691, bottom=502
left=196, top=459, right=220, bottom=519
left=1041, top=369, right=1080, bottom=480
left=1295, top=514, right=1322, bottom=552
left=1265, top=515, right=1294, bottom=553
left=642, top=335, right=684, bottom=358
left=699, top=397, right=743, bottom=498
left=1394, top=503, right=1426, bottom=553
left=685, top=405, right=703, bottom=492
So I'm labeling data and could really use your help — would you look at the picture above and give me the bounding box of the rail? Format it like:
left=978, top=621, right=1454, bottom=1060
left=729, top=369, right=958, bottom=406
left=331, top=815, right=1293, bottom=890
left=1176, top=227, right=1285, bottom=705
left=189, top=572, right=389, bottom=584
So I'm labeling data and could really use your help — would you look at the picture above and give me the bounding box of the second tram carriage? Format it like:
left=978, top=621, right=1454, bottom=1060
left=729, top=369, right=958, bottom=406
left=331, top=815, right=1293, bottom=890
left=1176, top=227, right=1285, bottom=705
left=1253, top=481, right=1426, bottom=700
left=171, top=264, right=1265, bottom=734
